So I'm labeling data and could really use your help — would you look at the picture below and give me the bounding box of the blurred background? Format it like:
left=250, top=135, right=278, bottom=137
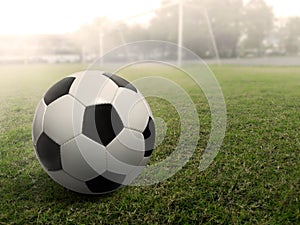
left=0, top=0, right=299, bottom=65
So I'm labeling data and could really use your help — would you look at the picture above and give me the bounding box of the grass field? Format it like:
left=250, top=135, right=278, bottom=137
left=0, top=64, right=299, bottom=224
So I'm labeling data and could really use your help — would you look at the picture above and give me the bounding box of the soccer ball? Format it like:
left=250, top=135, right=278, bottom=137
left=32, top=71, right=155, bottom=195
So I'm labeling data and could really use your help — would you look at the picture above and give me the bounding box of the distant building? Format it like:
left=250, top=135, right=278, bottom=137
left=0, top=34, right=81, bottom=63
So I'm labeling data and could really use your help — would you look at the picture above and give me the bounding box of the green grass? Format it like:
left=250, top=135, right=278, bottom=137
left=0, top=64, right=299, bottom=224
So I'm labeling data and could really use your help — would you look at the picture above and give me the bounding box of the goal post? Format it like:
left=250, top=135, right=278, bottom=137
left=97, top=0, right=221, bottom=65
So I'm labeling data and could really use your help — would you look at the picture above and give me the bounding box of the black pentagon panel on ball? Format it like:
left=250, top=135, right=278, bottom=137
left=82, top=104, right=123, bottom=146
left=44, top=77, right=75, bottom=105
left=102, top=72, right=137, bottom=93
left=36, top=132, right=62, bottom=171
left=85, top=171, right=125, bottom=193
left=82, top=106, right=102, bottom=144
left=143, top=117, right=155, bottom=157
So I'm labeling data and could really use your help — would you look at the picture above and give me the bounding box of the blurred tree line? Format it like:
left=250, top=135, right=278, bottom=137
left=71, top=0, right=300, bottom=59
left=1, top=0, right=299, bottom=62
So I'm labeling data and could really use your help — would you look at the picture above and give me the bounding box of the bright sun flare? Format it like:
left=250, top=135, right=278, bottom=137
left=0, top=0, right=161, bottom=35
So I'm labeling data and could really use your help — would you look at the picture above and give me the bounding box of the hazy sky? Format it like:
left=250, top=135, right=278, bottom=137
left=0, top=0, right=299, bottom=35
